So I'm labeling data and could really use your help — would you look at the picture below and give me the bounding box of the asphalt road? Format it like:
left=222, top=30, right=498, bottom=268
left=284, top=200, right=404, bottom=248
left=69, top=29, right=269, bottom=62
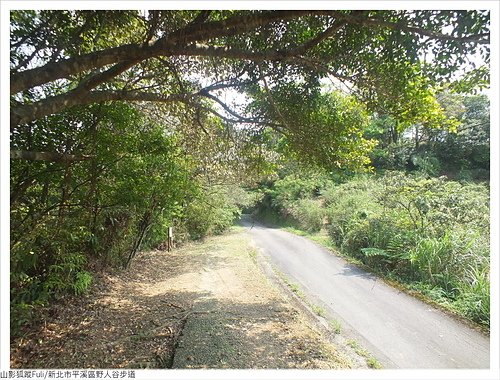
left=240, top=215, right=490, bottom=369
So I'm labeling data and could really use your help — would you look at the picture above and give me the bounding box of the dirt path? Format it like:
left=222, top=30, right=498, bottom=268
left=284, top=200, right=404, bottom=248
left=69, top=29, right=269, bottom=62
left=11, top=228, right=367, bottom=369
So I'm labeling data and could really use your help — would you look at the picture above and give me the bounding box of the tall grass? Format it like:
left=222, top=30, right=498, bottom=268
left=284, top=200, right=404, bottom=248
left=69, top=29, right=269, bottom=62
left=260, top=172, right=490, bottom=327
left=326, top=173, right=490, bottom=326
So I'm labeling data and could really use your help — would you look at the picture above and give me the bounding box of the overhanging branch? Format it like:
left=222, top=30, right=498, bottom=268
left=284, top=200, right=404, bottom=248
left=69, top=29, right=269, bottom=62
left=10, top=150, right=94, bottom=163
left=11, top=90, right=192, bottom=128
left=10, top=10, right=327, bottom=95
left=333, top=11, right=490, bottom=44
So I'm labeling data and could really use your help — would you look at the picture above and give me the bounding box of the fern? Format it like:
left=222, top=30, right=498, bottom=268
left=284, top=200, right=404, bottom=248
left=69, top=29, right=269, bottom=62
left=73, top=271, right=92, bottom=295
left=361, top=247, right=389, bottom=258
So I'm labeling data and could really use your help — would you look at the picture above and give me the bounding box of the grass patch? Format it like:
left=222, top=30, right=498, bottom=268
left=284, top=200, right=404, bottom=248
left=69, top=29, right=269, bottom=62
left=274, top=267, right=343, bottom=334
left=230, top=225, right=245, bottom=233
left=328, top=319, right=342, bottom=334
left=247, top=247, right=257, bottom=263
left=281, top=225, right=489, bottom=333
left=284, top=228, right=332, bottom=246
left=367, top=357, right=382, bottom=369
left=311, top=304, right=326, bottom=317
left=346, top=339, right=381, bottom=369
left=288, top=282, right=301, bottom=295
left=273, top=267, right=331, bottom=319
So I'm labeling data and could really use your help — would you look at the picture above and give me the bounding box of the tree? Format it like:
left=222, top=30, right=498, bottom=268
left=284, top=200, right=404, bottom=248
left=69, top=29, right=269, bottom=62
left=247, top=84, right=376, bottom=170
left=11, top=10, right=489, bottom=169
left=365, top=90, right=490, bottom=177
left=434, top=93, right=490, bottom=178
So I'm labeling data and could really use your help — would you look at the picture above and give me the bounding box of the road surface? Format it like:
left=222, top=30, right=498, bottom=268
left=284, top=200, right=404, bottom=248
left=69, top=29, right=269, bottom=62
left=240, top=215, right=490, bottom=369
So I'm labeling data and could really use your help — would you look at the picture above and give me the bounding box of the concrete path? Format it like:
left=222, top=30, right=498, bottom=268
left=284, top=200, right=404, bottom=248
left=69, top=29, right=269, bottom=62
left=242, top=216, right=490, bottom=369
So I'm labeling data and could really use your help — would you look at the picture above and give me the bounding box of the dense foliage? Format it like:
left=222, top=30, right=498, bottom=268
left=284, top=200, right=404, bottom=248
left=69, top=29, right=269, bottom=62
left=9, top=9, right=490, bottom=335
left=256, top=169, right=490, bottom=326
left=10, top=103, right=253, bottom=334
left=254, top=90, right=490, bottom=327
left=11, top=10, right=489, bottom=168
left=366, top=93, right=490, bottom=180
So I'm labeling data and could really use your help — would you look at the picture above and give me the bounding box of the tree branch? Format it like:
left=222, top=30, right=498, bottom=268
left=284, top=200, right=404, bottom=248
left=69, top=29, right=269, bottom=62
left=290, top=19, right=346, bottom=56
left=333, top=11, right=490, bottom=44
left=176, top=43, right=297, bottom=62
left=76, top=59, right=141, bottom=93
left=11, top=90, right=192, bottom=128
left=198, top=90, right=254, bottom=122
left=10, top=150, right=94, bottom=163
left=11, top=43, right=155, bottom=95
left=11, top=10, right=327, bottom=95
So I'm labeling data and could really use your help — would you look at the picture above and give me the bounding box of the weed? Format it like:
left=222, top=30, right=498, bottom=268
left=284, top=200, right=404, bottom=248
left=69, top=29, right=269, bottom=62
left=367, top=357, right=382, bottom=369
left=311, top=304, right=326, bottom=317
left=289, top=282, right=300, bottom=294
left=346, top=339, right=381, bottom=369
left=328, top=319, right=342, bottom=334
left=262, top=172, right=490, bottom=328
left=247, top=248, right=257, bottom=263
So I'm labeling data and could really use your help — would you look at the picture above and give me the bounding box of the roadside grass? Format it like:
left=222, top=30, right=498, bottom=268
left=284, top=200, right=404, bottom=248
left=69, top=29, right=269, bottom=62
left=254, top=212, right=476, bottom=324
left=246, top=246, right=258, bottom=263
left=273, top=267, right=343, bottom=335
left=347, top=340, right=382, bottom=369
left=230, top=225, right=245, bottom=233
left=277, top=224, right=489, bottom=334
left=257, top=217, right=365, bottom=268
left=328, top=319, right=342, bottom=334
left=274, top=268, right=379, bottom=369
left=288, top=282, right=302, bottom=295
left=311, top=304, right=326, bottom=318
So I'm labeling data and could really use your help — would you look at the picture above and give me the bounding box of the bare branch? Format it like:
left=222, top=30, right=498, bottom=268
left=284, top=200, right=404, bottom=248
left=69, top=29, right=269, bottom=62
left=198, top=90, right=253, bottom=122
left=11, top=90, right=192, bottom=128
left=10, top=150, right=94, bottom=163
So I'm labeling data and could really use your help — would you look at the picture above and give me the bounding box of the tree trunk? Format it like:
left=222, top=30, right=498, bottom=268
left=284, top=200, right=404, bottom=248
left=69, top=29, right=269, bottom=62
left=58, top=162, right=72, bottom=225
left=124, top=197, right=158, bottom=268
left=10, top=150, right=93, bottom=163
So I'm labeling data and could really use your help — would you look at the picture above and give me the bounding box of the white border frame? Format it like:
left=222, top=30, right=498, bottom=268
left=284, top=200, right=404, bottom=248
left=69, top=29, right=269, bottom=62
left=1, top=2, right=498, bottom=379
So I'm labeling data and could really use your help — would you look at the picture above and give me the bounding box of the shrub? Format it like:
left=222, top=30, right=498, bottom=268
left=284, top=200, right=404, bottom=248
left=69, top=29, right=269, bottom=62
left=454, top=264, right=490, bottom=325
left=184, top=185, right=242, bottom=240
left=325, top=176, right=382, bottom=250
left=324, top=172, right=490, bottom=326
left=290, top=198, right=325, bottom=232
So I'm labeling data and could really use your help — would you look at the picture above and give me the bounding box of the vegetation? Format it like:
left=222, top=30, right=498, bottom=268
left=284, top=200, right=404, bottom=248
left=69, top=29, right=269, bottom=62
left=9, top=9, right=490, bottom=337
left=250, top=85, right=491, bottom=327
left=10, top=103, right=253, bottom=335
left=367, top=93, right=490, bottom=180
left=256, top=168, right=490, bottom=326
left=346, top=340, right=382, bottom=369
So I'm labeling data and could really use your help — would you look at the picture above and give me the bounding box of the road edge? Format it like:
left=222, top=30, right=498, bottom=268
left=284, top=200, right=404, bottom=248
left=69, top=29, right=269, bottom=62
left=248, top=237, right=378, bottom=370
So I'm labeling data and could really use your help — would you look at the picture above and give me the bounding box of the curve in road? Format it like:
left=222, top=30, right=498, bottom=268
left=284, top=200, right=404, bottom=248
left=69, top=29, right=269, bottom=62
left=240, top=216, right=490, bottom=369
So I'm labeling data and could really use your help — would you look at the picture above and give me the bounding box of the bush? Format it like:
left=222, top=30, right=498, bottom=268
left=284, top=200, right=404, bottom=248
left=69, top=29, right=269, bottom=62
left=256, top=169, right=490, bottom=326
left=454, top=264, right=490, bottom=325
left=184, top=186, right=242, bottom=240
left=256, top=171, right=330, bottom=229
left=324, top=176, right=383, bottom=249
left=324, top=172, right=490, bottom=326
left=290, top=198, right=325, bottom=232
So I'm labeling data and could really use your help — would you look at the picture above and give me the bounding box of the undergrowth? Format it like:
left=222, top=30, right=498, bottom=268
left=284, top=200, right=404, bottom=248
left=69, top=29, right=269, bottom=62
left=256, top=171, right=490, bottom=328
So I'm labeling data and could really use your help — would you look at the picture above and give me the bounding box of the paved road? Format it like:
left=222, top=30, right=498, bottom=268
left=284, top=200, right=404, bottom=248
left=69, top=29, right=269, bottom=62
left=240, top=216, right=490, bottom=369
